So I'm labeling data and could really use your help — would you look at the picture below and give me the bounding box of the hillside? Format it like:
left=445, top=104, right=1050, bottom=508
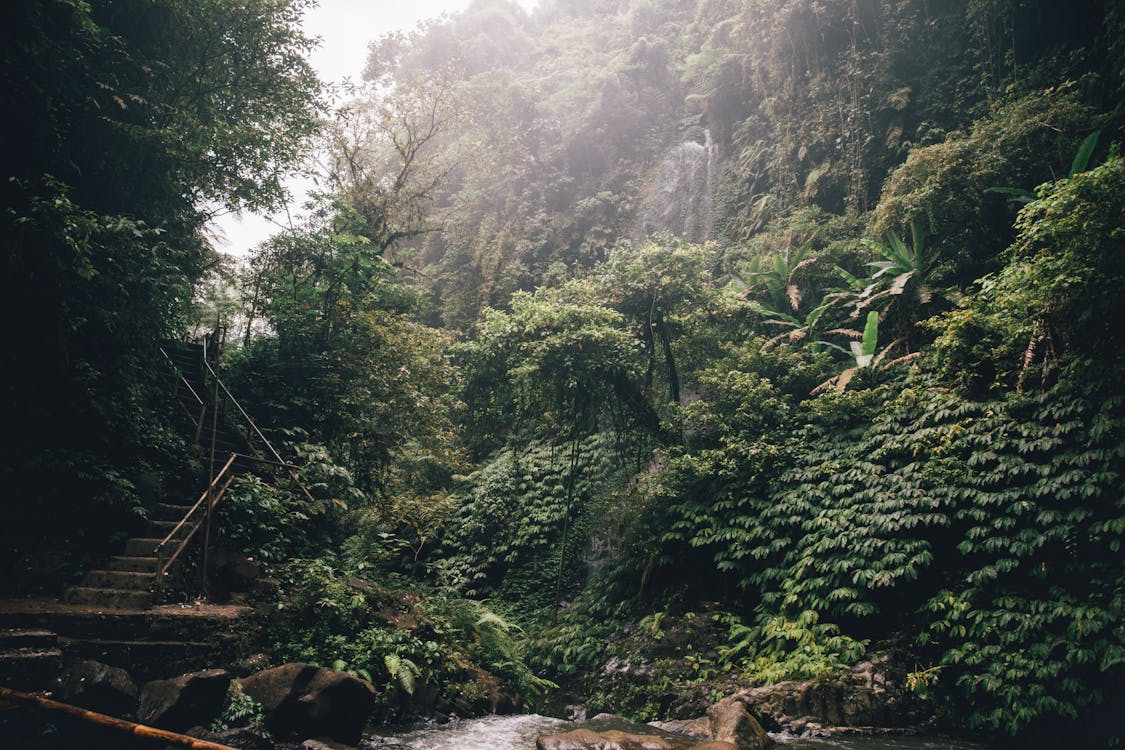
left=2, top=1, right=1123, bottom=747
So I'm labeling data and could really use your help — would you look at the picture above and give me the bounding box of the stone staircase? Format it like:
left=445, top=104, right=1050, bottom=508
left=63, top=500, right=195, bottom=610
left=61, top=339, right=269, bottom=611
left=0, top=335, right=290, bottom=692
left=0, top=601, right=247, bottom=689
left=0, top=628, right=62, bottom=691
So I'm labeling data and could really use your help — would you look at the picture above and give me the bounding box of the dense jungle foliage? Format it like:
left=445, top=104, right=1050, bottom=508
left=4, top=0, right=1123, bottom=747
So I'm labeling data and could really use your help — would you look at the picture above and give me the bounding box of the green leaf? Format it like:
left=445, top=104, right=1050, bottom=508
left=1068, top=131, right=1100, bottom=177
left=984, top=186, right=1038, bottom=203
left=861, top=311, right=879, bottom=359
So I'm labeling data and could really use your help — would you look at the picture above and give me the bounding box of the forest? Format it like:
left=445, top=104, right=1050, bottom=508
left=1, top=0, right=1123, bottom=748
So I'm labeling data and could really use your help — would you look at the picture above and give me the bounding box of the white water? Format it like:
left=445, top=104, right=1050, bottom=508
left=381, top=714, right=569, bottom=749
left=636, top=129, right=717, bottom=242
left=376, top=714, right=996, bottom=750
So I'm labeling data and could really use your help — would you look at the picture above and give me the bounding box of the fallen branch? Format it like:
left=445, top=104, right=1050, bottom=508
left=0, top=685, right=237, bottom=750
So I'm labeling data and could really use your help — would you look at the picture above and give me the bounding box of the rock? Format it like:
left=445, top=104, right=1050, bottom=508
left=708, top=695, right=773, bottom=750
left=187, top=725, right=277, bottom=750
left=209, top=550, right=262, bottom=603
left=648, top=717, right=711, bottom=741
left=61, top=659, right=138, bottom=716
left=231, top=652, right=272, bottom=677
left=536, top=728, right=695, bottom=750
left=738, top=656, right=928, bottom=734
left=301, top=739, right=356, bottom=750
left=240, top=662, right=377, bottom=745
left=137, top=668, right=231, bottom=732
left=688, top=744, right=738, bottom=750
left=360, top=737, right=409, bottom=749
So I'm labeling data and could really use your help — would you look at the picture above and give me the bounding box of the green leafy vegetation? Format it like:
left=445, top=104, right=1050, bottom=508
left=2, top=0, right=322, bottom=586
left=6, top=0, right=1124, bottom=745
left=211, top=681, right=265, bottom=731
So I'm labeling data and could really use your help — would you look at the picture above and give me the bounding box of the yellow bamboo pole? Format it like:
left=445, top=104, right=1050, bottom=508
left=0, top=686, right=238, bottom=750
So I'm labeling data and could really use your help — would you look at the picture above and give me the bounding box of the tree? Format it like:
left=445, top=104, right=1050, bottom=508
left=323, top=70, right=456, bottom=255
left=597, top=241, right=713, bottom=407
left=231, top=199, right=461, bottom=496
left=0, top=0, right=323, bottom=585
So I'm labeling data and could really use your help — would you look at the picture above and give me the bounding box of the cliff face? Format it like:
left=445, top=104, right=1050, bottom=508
left=356, top=0, right=1121, bottom=328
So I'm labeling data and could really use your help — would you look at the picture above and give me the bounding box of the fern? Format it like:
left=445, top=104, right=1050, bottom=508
left=384, top=653, right=421, bottom=695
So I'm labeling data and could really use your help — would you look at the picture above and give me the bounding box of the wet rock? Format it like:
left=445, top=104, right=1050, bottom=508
left=536, top=727, right=694, bottom=750
left=708, top=695, right=773, bottom=750
left=188, top=724, right=277, bottom=750
left=138, top=668, right=231, bottom=732
left=648, top=717, right=711, bottom=741
left=240, top=662, right=376, bottom=745
left=738, top=657, right=928, bottom=733
left=301, top=739, right=356, bottom=750
left=61, top=659, right=137, bottom=716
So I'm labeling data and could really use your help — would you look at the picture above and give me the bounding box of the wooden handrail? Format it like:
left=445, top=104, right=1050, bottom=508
left=158, top=346, right=205, bottom=407
left=202, top=360, right=318, bottom=509
left=152, top=339, right=319, bottom=599
left=203, top=359, right=285, bottom=465
left=154, top=453, right=237, bottom=592
left=157, top=474, right=234, bottom=578
left=0, top=686, right=237, bottom=749
left=155, top=453, right=237, bottom=555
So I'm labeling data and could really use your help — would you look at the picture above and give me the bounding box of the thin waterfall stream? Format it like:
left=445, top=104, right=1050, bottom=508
left=635, top=129, right=717, bottom=242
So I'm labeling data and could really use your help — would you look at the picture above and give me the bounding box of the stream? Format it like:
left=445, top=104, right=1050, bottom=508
left=379, top=714, right=996, bottom=750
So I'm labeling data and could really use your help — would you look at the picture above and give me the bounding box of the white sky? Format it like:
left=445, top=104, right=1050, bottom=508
left=209, top=0, right=491, bottom=255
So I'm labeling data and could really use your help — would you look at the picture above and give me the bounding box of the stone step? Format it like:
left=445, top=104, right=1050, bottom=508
left=63, top=587, right=152, bottom=610
left=0, top=647, right=63, bottom=690
left=58, top=638, right=220, bottom=681
left=0, top=628, right=58, bottom=649
left=123, top=537, right=164, bottom=557
left=152, top=503, right=195, bottom=521
left=80, top=570, right=153, bottom=591
left=0, top=605, right=246, bottom=644
left=106, top=556, right=159, bottom=573
left=148, top=519, right=184, bottom=536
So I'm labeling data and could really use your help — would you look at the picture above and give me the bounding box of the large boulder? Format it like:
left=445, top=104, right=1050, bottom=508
left=208, top=550, right=263, bottom=603
left=738, top=658, right=928, bottom=733
left=239, top=662, right=377, bottom=745
left=138, top=668, right=231, bottom=732
left=61, top=659, right=138, bottom=716
left=708, top=696, right=774, bottom=750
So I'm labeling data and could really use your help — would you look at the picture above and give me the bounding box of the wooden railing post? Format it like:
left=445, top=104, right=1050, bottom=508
left=201, top=319, right=221, bottom=598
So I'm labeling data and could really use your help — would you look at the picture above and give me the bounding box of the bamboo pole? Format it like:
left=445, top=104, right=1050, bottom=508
left=0, top=686, right=238, bottom=750
left=202, top=320, right=221, bottom=597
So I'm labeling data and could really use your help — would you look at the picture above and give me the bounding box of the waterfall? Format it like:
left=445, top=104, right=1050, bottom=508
left=635, top=128, right=717, bottom=243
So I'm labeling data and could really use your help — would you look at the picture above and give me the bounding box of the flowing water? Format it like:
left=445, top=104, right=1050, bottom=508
left=378, top=714, right=995, bottom=750
left=635, top=129, right=717, bottom=242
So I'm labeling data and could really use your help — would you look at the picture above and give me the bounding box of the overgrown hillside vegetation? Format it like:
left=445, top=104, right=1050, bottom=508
left=5, top=0, right=1123, bottom=746
left=222, top=0, right=1122, bottom=742
left=1, top=0, right=322, bottom=583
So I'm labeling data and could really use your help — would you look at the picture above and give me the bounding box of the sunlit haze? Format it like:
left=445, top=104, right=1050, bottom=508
left=209, top=0, right=486, bottom=255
